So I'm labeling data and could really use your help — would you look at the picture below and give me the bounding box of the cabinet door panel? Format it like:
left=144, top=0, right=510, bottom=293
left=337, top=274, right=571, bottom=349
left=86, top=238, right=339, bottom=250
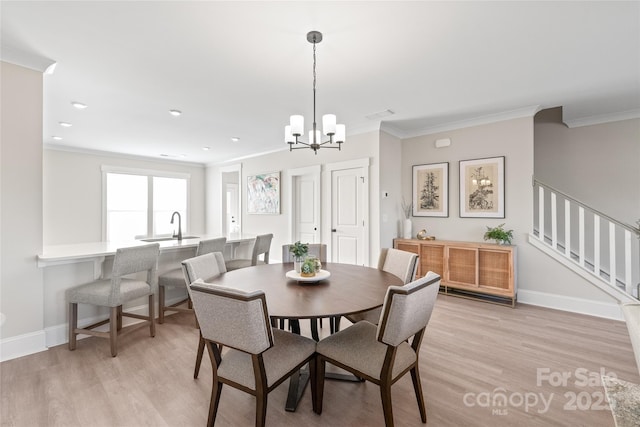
left=479, top=250, right=510, bottom=290
left=420, top=245, right=444, bottom=278
left=447, top=247, right=477, bottom=286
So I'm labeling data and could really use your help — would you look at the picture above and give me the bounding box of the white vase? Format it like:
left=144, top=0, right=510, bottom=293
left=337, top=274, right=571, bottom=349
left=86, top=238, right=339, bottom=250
left=403, top=218, right=413, bottom=239
left=294, top=259, right=302, bottom=273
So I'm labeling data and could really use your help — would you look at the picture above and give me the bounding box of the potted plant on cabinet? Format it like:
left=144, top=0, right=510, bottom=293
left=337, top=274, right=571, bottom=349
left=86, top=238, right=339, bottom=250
left=483, top=223, right=514, bottom=245
left=289, top=241, right=309, bottom=273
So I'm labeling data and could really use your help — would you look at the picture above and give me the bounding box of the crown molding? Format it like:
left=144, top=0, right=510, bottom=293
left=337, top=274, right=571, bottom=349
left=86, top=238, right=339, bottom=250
left=563, top=109, right=640, bottom=128
left=394, top=105, right=542, bottom=139
left=1, top=46, right=56, bottom=73
left=44, top=143, right=205, bottom=168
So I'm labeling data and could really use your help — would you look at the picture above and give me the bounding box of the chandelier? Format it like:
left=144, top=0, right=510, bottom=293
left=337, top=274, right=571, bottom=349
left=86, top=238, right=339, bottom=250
left=285, top=31, right=345, bottom=154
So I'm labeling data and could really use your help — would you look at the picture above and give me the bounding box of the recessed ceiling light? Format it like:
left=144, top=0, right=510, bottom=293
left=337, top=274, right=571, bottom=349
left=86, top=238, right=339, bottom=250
left=180, top=154, right=187, bottom=158
left=71, top=101, right=88, bottom=109
left=52, top=136, right=63, bottom=140
left=202, top=147, right=210, bottom=151
left=231, top=137, right=240, bottom=142
left=169, top=109, right=182, bottom=116
left=59, top=122, right=72, bottom=127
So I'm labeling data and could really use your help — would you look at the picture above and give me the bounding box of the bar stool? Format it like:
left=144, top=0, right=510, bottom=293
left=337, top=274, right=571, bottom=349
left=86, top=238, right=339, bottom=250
left=158, top=237, right=226, bottom=323
left=67, top=243, right=160, bottom=357
left=224, top=233, right=273, bottom=271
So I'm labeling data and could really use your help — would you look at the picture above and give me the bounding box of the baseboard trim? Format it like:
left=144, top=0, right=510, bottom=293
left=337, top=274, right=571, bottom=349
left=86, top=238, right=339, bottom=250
left=518, top=289, right=624, bottom=321
left=0, top=330, right=48, bottom=362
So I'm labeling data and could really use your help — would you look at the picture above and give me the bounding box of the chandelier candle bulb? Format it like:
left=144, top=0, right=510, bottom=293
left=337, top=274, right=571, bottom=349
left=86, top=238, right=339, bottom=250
left=335, top=124, right=346, bottom=143
left=290, top=115, right=304, bottom=136
left=309, top=130, right=321, bottom=144
left=285, top=126, right=294, bottom=143
left=323, top=114, right=336, bottom=135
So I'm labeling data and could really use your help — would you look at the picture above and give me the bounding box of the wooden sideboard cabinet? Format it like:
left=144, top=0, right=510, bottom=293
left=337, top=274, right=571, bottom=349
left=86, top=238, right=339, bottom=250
left=394, top=238, right=517, bottom=306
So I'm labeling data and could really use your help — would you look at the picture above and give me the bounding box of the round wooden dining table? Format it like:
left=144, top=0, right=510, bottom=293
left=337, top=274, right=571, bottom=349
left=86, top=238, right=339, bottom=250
left=207, top=262, right=404, bottom=320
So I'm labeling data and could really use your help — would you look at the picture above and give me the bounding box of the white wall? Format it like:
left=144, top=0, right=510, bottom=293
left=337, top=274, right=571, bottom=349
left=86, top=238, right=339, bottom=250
left=208, top=131, right=382, bottom=265
left=379, top=131, right=403, bottom=248
left=0, top=62, right=46, bottom=359
left=401, top=117, right=621, bottom=316
left=535, top=116, right=640, bottom=226
left=43, top=148, right=207, bottom=245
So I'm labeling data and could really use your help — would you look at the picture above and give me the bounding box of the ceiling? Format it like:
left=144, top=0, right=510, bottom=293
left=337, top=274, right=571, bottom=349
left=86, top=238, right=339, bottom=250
left=2, top=1, right=639, bottom=165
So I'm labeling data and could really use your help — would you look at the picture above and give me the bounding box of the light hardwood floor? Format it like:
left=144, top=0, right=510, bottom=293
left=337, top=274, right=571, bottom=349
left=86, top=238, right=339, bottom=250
left=1, top=295, right=638, bottom=426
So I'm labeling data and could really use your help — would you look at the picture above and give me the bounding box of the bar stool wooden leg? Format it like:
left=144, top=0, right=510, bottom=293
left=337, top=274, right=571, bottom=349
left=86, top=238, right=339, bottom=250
left=158, top=284, right=165, bottom=324
left=109, top=306, right=118, bottom=357
left=68, top=303, right=77, bottom=351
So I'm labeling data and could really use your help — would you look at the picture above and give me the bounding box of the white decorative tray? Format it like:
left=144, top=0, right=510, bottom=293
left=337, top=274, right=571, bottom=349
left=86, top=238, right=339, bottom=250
left=285, top=269, right=331, bottom=282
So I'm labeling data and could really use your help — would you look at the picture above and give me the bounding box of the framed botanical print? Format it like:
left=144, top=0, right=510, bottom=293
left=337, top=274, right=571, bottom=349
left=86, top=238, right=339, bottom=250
left=459, top=156, right=505, bottom=218
left=412, top=162, right=449, bottom=217
left=247, top=171, right=280, bottom=214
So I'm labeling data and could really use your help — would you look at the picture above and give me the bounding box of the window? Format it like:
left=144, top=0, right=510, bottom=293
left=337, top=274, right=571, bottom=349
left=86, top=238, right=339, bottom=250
left=103, top=167, right=189, bottom=242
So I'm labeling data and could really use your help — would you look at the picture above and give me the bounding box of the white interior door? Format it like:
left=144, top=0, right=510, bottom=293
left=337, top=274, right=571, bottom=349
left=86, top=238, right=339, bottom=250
left=289, top=165, right=321, bottom=245
left=330, top=165, right=367, bottom=265
left=225, top=183, right=239, bottom=234
left=294, top=174, right=319, bottom=242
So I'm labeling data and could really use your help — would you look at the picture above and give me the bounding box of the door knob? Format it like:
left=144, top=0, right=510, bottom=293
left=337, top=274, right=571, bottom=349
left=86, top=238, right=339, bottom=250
left=331, top=229, right=337, bottom=232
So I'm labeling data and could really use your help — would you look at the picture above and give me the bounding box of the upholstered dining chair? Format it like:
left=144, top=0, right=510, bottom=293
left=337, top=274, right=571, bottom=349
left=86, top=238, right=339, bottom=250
left=158, top=237, right=227, bottom=323
left=225, top=233, right=273, bottom=272
left=345, top=248, right=418, bottom=325
left=181, top=252, right=227, bottom=378
left=67, top=243, right=160, bottom=357
left=314, top=272, right=441, bottom=426
left=189, top=279, right=317, bottom=427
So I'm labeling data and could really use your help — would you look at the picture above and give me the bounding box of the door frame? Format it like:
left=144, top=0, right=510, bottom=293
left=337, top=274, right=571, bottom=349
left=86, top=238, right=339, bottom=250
left=323, top=158, right=370, bottom=265
left=287, top=165, right=321, bottom=243
left=219, top=163, right=242, bottom=236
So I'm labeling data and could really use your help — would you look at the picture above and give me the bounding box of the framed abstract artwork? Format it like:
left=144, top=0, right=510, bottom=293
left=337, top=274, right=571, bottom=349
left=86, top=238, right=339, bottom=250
left=459, top=156, right=505, bottom=218
left=247, top=171, right=280, bottom=214
left=412, top=162, right=449, bottom=217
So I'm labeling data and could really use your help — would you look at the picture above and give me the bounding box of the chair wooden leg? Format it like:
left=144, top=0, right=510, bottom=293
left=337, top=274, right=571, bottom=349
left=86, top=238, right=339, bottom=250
left=194, top=332, right=205, bottom=379
left=206, top=341, right=223, bottom=427
left=255, top=386, right=268, bottom=427
left=158, top=285, right=165, bottom=324
left=309, top=357, right=318, bottom=414
left=314, top=356, right=326, bottom=414
left=208, top=375, right=223, bottom=427
left=410, top=366, right=427, bottom=423
left=110, top=306, right=118, bottom=357
left=380, top=380, right=394, bottom=427
left=68, top=303, right=77, bottom=351
left=148, top=294, right=155, bottom=337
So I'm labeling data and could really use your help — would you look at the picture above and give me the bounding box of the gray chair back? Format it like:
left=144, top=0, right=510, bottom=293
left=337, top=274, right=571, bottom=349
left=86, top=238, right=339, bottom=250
left=196, top=237, right=227, bottom=256
left=251, top=233, right=273, bottom=265
left=109, top=243, right=159, bottom=304
left=282, top=243, right=327, bottom=263
left=190, top=280, right=273, bottom=354
left=378, top=248, right=418, bottom=284
left=182, top=252, right=226, bottom=285
left=377, top=271, right=440, bottom=347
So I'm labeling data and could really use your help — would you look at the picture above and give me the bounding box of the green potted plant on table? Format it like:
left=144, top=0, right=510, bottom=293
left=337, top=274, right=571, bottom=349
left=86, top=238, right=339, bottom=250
left=289, top=241, right=309, bottom=273
left=483, top=223, right=514, bottom=245
left=300, top=258, right=317, bottom=277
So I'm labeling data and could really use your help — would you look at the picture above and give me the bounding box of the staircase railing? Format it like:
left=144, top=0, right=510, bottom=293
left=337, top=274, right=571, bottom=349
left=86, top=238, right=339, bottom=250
left=532, top=179, right=639, bottom=301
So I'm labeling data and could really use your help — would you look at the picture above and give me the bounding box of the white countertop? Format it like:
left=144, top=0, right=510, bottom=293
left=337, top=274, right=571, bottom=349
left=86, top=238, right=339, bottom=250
left=38, top=233, right=255, bottom=265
